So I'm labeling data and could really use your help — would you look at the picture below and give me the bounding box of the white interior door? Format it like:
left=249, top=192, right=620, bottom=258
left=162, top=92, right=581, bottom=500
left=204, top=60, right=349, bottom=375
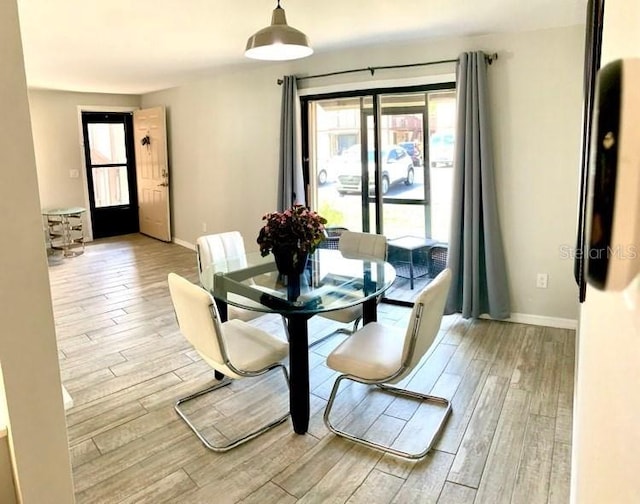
left=133, top=106, right=171, bottom=242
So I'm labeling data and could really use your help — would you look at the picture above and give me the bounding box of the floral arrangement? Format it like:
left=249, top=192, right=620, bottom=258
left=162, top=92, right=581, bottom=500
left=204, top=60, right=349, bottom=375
left=257, top=204, right=327, bottom=257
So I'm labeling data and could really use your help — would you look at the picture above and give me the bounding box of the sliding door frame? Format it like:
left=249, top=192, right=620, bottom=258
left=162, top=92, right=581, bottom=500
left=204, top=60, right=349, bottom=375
left=301, top=82, right=454, bottom=237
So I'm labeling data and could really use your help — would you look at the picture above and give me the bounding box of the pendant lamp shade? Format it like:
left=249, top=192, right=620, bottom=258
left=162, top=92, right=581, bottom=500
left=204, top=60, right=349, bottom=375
left=245, top=1, right=313, bottom=61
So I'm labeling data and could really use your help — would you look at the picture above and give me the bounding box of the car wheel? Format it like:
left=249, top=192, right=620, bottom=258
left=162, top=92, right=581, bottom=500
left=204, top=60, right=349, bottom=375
left=405, top=167, right=415, bottom=186
left=318, top=170, right=327, bottom=185
left=381, top=176, right=389, bottom=195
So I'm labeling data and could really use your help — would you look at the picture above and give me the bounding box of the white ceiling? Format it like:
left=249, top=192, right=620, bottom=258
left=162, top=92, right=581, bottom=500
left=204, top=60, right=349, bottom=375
left=16, top=0, right=587, bottom=95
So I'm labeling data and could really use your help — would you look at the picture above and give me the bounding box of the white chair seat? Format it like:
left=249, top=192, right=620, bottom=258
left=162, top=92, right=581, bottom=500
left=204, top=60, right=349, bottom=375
left=327, top=322, right=404, bottom=381
left=227, top=306, right=259, bottom=322
left=208, top=319, right=288, bottom=378
left=227, top=292, right=267, bottom=321
left=320, top=304, right=362, bottom=324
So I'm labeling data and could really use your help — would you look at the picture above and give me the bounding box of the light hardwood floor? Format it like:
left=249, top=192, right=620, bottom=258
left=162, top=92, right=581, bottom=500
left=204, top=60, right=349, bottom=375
left=48, top=234, right=574, bottom=504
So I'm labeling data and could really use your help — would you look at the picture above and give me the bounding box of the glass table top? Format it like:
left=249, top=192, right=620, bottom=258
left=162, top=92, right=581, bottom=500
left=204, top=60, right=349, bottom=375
left=202, top=248, right=396, bottom=316
left=42, top=207, right=86, bottom=216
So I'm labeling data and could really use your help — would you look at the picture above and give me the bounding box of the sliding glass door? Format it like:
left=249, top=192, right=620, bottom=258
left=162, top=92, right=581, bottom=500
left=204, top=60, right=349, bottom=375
left=303, top=84, right=456, bottom=301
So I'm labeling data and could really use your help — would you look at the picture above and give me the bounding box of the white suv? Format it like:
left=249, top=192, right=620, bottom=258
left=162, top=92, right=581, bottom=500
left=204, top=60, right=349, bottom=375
left=336, top=145, right=414, bottom=195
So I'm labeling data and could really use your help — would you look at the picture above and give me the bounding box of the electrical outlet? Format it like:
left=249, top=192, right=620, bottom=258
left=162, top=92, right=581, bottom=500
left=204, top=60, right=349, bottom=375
left=201, top=222, right=207, bottom=232
left=69, top=169, right=79, bottom=179
left=536, top=273, right=549, bottom=289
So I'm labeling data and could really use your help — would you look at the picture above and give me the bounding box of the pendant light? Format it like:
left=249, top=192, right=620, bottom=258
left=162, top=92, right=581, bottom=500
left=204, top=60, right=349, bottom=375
left=245, top=0, right=313, bottom=61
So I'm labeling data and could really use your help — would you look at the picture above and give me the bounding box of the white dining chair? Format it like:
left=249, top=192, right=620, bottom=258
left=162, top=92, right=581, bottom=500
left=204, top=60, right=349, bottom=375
left=323, top=268, right=452, bottom=459
left=196, top=231, right=261, bottom=322
left=168, top=272, right=290, bottom=452
left=313, top=231, right=388, bottom=346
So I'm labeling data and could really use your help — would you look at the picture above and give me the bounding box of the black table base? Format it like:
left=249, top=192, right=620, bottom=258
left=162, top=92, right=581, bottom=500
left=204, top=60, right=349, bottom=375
left=213, top=278, right=382, bottom=435
left=286, top=314, right=312, bottom=434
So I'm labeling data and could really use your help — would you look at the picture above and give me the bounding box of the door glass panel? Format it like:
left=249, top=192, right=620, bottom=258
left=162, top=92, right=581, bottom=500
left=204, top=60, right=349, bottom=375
left=371, top=203, right=426, bottom=238
left=87, top=123, right=127, bottom=165
left=310, top=96, right=365, bottom=232
left=379, top=93, right=425, bottom=202
left=427, top=91, right=456, bottom=243
left=91, top=166, right=130, bottom=207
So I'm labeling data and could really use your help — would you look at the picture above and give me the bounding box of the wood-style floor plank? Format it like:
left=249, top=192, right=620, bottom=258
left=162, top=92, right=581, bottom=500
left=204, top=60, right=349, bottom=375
left=474, top=388, right=531, bottom=504
left=237, top=482, right=296, bottom=504
left=391, top=450, right=453, bottom=503
left=437, top=481, right=476, bottom=503
left=447, top=375, right=509, bottom=487
left=548, top=441, right=572, bottom=504
left=346, top=468, right=404, bottom=504
left=510, top=413, right=555, bottom=504
left=46, top=234, right=575, bottom=504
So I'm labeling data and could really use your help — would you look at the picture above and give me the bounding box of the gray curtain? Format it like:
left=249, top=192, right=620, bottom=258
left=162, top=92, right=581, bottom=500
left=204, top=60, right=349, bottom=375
left=278, top=75, right=305, bottom=211
left=445, top=51, right=510, bottom=319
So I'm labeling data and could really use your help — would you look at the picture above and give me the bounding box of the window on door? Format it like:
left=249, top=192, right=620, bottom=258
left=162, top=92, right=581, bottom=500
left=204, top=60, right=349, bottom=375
left=86, top=122, right=131, bottom=207
left=303, top=84, right=456, bottom=242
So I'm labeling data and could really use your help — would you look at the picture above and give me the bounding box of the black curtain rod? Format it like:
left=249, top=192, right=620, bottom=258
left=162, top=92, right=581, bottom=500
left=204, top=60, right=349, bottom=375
left=277, top=52, right=498, bottom=85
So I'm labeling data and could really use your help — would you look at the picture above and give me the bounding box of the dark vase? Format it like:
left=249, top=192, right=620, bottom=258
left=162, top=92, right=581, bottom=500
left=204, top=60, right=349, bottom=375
left=271, top=245, right=309, bottom=276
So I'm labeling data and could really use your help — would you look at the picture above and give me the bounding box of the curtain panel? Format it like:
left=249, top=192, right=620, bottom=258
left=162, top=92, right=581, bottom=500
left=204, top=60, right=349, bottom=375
left=278, top=75, right=305, bottom=211
left=445, top=51, right=510, bottom=319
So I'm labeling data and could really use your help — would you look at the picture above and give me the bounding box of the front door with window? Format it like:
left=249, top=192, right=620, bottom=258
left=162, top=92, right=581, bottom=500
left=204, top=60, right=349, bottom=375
left=81, top=112, right=139, bottom=239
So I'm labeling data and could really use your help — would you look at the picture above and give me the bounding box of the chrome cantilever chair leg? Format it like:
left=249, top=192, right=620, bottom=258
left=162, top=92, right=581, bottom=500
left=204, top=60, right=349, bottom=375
left=323, top=374, right=452, bottom=459
left=175, top=365, right=290, bottom=452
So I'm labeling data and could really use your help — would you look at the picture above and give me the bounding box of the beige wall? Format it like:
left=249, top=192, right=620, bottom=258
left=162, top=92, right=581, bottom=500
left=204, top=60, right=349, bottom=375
left=0, top=0, right=74, bottom=502
left=23, top=25, right=585, bottom=323
left=572, top=1, right=640, bottom=502
left=28, top=90, right=140, bottom=238
left=142, top=25, right=585, bottom=321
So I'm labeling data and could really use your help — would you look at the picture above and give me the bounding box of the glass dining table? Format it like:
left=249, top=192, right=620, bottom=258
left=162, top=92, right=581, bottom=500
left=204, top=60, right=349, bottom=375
left=201, top=248, right=396, bottom=434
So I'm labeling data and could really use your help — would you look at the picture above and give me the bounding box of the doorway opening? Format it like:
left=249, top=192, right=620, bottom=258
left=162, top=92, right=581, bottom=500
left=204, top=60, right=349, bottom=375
left=81, top=111, right=139, bottom=239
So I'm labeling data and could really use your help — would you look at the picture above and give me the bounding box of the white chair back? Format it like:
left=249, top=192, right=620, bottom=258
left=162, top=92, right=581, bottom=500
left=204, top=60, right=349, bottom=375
left=401, top=268, right=452, bottom=372
left=168, top=273, right=225, bottom=366
left=338, top=231, right=388, bottom=261
left=196, top=231, right=249, bottom=289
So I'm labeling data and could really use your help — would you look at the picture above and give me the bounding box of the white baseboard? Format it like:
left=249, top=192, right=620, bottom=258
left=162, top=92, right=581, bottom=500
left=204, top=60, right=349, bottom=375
left=481, top=312, right=577, bottom=330
left=173, top=237, right=195, bottom=251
